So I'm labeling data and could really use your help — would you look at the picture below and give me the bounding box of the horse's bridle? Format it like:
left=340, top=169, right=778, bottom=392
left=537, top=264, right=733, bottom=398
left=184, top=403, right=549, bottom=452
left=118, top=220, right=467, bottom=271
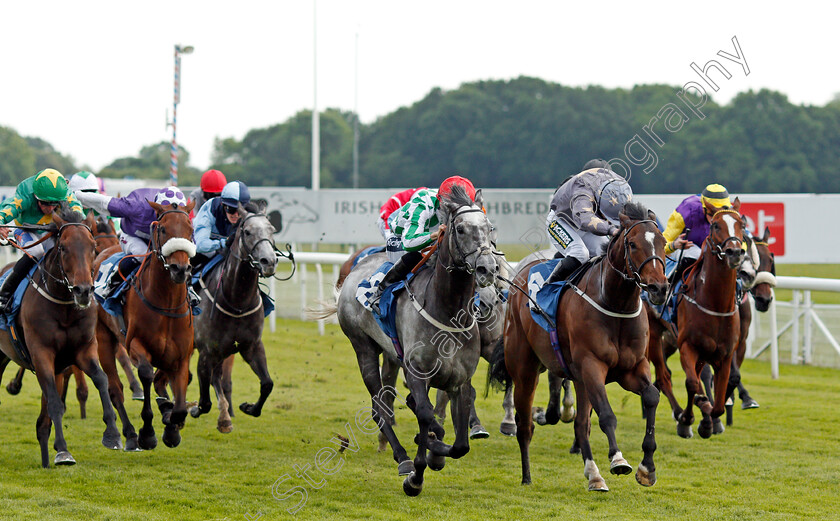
left=444, top=206, right=494, bottom=274
left=149, top=208, right=193, bottom=269
left=707, top=209, right=744, bottom=260
left=39, top=222, right=95, bottom=301
left=227, top=212, right=295, bottom=280
left=605, top=219, right=665, bottom=290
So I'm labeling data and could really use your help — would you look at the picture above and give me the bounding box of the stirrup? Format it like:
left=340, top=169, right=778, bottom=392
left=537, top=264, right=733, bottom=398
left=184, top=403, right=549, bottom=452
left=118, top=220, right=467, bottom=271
left=188, top=286, right=201, bottom=307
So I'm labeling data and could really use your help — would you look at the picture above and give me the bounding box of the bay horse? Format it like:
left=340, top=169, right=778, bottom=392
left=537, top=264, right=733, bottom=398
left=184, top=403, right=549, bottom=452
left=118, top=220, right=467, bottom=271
left=189, top=202, right=279, bottom=432
left=3, top=215, right=143, bottom=417
left=95, top=199, right=196, bottom=451
left=316, top=185, right=498, bottom=496
left=648, top=199, right=745, bottom=439
left=0, top=207, right=121, bottom=467
left=489, top=201, right=668, bottom=491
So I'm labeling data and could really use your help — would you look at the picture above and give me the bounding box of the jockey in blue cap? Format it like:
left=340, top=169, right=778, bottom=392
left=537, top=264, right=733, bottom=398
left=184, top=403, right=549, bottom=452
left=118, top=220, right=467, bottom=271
left=192, top=181, right=251, bottom=271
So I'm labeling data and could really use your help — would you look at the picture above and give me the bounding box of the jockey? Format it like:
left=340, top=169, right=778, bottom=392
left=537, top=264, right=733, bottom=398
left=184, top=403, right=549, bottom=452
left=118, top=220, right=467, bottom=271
left=67, top=171, right=101, bottom=195
left=0, top=169, right=84, bottom=311
left=377, top=187, right=424, bottom=261
left=544, top=162, right=633, bottom=283
left=366, top=175, right=479, bottom=310
left=192, top=180, right=251, bottom=269
left=75, top=186, right=192, bottom=290
left=663, top=183, right=739, bottom=284
left=189, top=169, right=227, bottom=215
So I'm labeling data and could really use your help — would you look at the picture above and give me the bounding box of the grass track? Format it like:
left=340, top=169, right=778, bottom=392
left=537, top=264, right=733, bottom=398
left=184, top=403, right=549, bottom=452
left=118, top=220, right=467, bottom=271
left=0, top=319, right=838, bottom=520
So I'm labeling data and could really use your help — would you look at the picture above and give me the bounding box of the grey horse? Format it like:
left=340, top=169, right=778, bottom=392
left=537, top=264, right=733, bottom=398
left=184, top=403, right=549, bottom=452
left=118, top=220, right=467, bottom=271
left=189, top=202, right=279, bottom=432
left=320, top=186, right=497, bottom=496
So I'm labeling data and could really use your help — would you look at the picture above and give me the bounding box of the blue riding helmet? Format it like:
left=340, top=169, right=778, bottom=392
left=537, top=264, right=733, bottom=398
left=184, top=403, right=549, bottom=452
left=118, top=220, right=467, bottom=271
left=220, top=181, right=251, bottom=208
left=596, top=178, right=633, bottom=226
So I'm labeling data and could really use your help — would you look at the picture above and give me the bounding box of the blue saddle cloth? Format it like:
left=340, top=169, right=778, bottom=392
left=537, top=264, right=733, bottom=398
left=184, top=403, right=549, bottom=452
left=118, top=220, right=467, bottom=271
left=93, top=252, right=141, bottom=318
left=355, top=261, right=417, bottom=358
left=642, top=256, right=680, bottom=323
left=192, top=254, right=275, bottom=318
left=527, top=259, right=570, bottom=333
left=0, top=262, right=40, bottom=331
left=353, top=246, right=386, bottom=268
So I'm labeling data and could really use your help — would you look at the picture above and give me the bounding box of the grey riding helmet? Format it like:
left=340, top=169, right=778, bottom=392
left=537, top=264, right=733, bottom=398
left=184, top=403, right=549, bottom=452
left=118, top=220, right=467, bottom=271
left=596, top=178, right=633, bottom=226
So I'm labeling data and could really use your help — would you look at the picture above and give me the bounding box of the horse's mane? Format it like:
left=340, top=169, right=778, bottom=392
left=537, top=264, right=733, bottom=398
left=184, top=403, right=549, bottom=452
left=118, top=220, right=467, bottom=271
left=441, top=184, right=475, bottom=213
left=95, top=216, right=112, bottom=234
left=621, top=201, right=649, bottom=222
left=49, top=202, right=85, bottom=230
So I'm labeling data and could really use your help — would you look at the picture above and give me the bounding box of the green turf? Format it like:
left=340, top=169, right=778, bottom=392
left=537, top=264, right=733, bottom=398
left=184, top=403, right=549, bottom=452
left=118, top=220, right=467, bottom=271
left=1, top=319, right=838, bottom=520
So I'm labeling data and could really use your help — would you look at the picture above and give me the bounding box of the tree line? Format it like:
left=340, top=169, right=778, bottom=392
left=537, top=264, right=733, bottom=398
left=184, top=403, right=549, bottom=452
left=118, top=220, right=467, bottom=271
left=2, top=76, right=838, bottom=193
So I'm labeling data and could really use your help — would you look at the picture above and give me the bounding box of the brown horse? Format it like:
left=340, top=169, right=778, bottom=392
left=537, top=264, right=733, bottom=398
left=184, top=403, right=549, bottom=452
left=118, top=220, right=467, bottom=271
left=0, top=208, right=121, bottom=467
left=489, top=202, right=668, bottom=491
left=650, top=199, right=745, bottom=439
left=4, top=215, right=143, bottom=416
left=336, top=245, right=380, bottom=288
left=95, top=199, right=196, bottom=451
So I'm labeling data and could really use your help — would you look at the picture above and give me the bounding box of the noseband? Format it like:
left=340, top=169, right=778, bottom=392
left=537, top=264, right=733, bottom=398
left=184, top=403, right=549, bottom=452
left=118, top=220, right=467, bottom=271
left=606, top=219, right=664, bottom=290
left=230, top=213, right=275, bottom=272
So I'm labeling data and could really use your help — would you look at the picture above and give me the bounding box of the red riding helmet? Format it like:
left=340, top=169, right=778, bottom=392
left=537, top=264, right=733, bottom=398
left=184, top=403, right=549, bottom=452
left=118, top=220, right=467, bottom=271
left=437, top=175, right=476, bottom=202
left=200, top=169, right=227, bottom=193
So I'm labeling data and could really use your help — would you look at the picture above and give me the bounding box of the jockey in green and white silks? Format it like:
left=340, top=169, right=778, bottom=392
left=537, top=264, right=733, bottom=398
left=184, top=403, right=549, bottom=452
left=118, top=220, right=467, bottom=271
left=367, top=176, right=479, bottom=311
left=544, top=162, right=633, bottom=284
left=0, top=169, right=84, bottom=310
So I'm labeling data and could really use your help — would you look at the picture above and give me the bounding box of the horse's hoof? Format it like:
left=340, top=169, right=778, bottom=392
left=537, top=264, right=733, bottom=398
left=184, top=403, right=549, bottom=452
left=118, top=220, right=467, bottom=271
left=102, top=432, right=123, bottom=450
left=6, top=382, right=21, bottom=396
left=217, top=420, right=233, bottom=434
left=402, top=472, right=423, bottom=497
left=560, top=406, right=576, bottom=423
left=676, top=422, right=693, bottom=439
left=162, top=426, right=181, bottom=448
left=635, top=464, right=656, bottom=487
left=54, top=451, right=76, bottom=466
left=499, top=422, right=517, bottom=437
left=588, top=477, right=609, bottom=492
left=124, top=436, right=142, bottom=452
left=138, top=429, right=157, bottom=450
left=610, top=456, right=633, bottom=476
left=240, top=402, right=261, bottom=417
left=189, top=406, right=203, bottom=418
left=428, top=453, right=446, bottom=471
left=397, top=459, right=415, bottom=476
left=742, top=398, right=760, bottom=410
left=532, top=407, right=547, bottom=426
left=698, top=419, right=713, bottom=439
left=131, top=390, right=145, bottom=401
left=469, top=425, right=490, bottom=440
left=712, top=418, right=725, bottom=435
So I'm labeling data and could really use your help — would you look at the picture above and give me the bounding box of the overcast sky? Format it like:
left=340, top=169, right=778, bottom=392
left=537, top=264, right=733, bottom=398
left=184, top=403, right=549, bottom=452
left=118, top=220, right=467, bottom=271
left=0, top=1, right=834, bottom=174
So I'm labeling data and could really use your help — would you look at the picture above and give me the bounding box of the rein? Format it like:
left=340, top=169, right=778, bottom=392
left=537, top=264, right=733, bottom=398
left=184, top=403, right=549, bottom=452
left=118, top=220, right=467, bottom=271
left=707, top=209, right=744, bottom=260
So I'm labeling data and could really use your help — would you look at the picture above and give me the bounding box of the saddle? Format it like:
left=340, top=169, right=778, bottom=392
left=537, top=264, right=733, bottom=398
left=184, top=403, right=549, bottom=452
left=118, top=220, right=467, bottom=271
left=527, top=256, right=597, bottom=333
left=93, top=252, right=142, bottom=318
left=0, top=262, right=41, bottom=366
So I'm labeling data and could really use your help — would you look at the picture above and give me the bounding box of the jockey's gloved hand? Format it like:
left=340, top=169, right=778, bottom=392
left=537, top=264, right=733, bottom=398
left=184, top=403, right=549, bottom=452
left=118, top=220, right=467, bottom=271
left=608, top=225, right=620, bottom=237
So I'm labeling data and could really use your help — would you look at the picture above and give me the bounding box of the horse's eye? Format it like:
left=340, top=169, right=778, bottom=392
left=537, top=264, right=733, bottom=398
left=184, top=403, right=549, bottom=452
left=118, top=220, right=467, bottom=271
left=456, top=225, right=465, bottom=234
left=244, top=229, right=251, bottom=237
left=627, top=242, right=637, bottom=250
left=159, top=226, right=166, bottom=235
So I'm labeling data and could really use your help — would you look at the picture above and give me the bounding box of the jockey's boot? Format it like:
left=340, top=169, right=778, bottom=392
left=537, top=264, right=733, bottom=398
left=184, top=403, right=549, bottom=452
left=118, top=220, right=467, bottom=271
left=108, top=256, right=140, bottom=294
left=368, top=251, right=423, bottom=313
left=0, top=254, right=37, bottom=313
left=545, top=256, right=582, bottom=285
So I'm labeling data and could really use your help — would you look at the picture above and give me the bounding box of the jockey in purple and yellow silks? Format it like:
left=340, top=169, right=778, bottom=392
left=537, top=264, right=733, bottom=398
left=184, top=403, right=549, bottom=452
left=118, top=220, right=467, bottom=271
left=0, top=169, right=84, bottom=311
left=663, top=183, right=742, bottom=283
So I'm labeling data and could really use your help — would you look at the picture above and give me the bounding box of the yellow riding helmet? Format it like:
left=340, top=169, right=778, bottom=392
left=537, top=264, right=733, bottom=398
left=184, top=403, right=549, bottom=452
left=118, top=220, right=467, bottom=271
left=701, top=183, right=731, bottom=209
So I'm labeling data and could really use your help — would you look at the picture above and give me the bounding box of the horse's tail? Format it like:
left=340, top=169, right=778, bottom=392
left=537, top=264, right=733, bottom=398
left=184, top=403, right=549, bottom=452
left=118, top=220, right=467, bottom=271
left=304, top=287, right=340, bottom=321
left=485, top=337, right=511, bottom=397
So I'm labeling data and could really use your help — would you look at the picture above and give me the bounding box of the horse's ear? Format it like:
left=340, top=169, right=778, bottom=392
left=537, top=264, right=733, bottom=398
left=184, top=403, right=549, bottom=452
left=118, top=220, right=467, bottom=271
left=618, top=210, right=631, bottom=228
left=441, top=197, right=459, bottom=219
left=52, top=209, right=66, bottom=227
left=647, top=209, right=657, bottom=222
left=731, top=197, right=741, bottom=211
left=702, top=198, right=718, bottom=215
left=147, top=200, right=164, bottom=214
left=473, top=189, right=484, bottom=209
left=84, top=210, right=96, bottom=230
left=255, top=199, right=268, bottom=214
left=741, top=214, right=749, bottom=227
left=761, top=226, right=771, bottom=243
left=185, top=199, right=196, bottom=214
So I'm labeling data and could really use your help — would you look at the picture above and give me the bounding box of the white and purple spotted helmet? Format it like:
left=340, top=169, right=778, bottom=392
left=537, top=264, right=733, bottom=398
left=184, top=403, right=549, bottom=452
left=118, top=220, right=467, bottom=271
left=154, top=187, right=188, bottom=207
